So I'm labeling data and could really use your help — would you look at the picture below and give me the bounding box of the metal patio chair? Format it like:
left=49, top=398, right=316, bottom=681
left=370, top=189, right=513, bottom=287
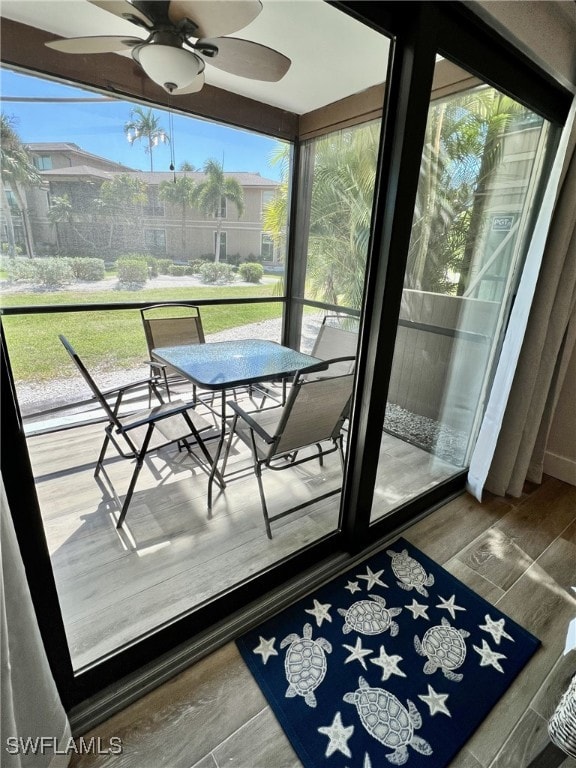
left=308, top=315, right=359, bottom=373
left=140, top=303, right=205, bottom=402
left=258, top=315, right=358, bottom=408
left=221, top=356, right=355, bottom=538
left=60, top=334, right=222, bottom=528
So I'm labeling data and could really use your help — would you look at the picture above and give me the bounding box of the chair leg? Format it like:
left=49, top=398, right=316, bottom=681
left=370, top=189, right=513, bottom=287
left=116, top=457, right=145, bottom=528
left=248, top=432, right=272, bottom=539
left=255, top=460, right=273, bottom=539
left=116, top=425, right=154, bottom=528
left=221, top=414, right=238, bottom=476
left=95, top=430, right=111, bottom=478
left=182, top=413, right=225, bottom=490
left=337, top=435, right=345, bottom=471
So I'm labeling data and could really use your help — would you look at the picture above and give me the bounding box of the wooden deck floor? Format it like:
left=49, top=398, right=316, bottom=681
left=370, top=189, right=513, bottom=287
left=65, top=475, right=576, bottom=768
left=26, top=406, right=459, bottom=669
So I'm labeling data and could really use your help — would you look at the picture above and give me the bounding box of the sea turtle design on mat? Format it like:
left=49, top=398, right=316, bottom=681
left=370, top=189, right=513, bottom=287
left=344, top=676, right=433, bottom=765
left=280, top=623, right=332, bottom=707
left=338, top=594, right=402, bottom=637
left=386, top=548, right=435, bottom=597
left=414, top=617, right=470, bottom=681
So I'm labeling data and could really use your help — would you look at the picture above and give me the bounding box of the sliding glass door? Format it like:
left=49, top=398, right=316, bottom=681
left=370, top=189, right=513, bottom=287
left=371, top=61, right=552, bottom=523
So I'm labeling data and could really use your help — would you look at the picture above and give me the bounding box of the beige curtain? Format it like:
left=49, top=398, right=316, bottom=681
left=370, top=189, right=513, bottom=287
left=484, top=127, right=576, bottom=497
left=1, top=475, right=71, bottom=768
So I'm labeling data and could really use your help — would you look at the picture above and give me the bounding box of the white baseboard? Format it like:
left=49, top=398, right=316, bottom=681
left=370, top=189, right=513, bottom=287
left=544, top=451, right=576, bottom=486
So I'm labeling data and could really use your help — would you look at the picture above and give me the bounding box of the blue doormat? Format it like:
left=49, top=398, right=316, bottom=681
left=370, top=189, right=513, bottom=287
left=236, top=537, right=539, bottom=767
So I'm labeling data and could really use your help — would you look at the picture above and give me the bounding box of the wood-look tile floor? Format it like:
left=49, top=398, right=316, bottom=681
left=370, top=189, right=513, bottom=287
left=66, top=476, right=576, bottom=768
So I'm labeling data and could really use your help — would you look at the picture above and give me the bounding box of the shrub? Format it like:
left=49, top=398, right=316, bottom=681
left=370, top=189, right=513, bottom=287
left=198, top=262, right=236, bottom=285
left=225, top=252, right=242, bottom=266
left=167, top=264, right=189, bottom=276
left=32, top=257, right=75, bottom=287
left=189, top=260, right=205, bottom=274
left=238, top=262, right=264, bottom=284
left=120, top=253, right=157, bottom=278
left=5, top=257, right=36, bottom=282
left=116, top=256, right=148, bottom=287
left=70, top=257, right=105, bottom=281
left=156, top=259, right=172, bottom=274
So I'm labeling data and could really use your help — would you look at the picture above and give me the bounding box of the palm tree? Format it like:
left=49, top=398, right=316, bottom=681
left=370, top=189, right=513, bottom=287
left=407, top=87, right=530, bottom=294
left=124, top=107, right=169, bottom=172
left=194, top=158, right=244, bottom=262
left=158, top=175, right=196, bottom=257
left=95, top=174, right=147, bottom=252
left=0, top=113, right=41, bottom=256
left=306, top=123, right=380, bottom=309
left=262, top=144, right=290, bottom=258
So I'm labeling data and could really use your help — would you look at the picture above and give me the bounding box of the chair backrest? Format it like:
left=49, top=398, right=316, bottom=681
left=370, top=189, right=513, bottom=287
left=59, top=334, right=120, bottom=427
left=140, top=303, right=205, bottom=355
left=310, top=316, right=358, bottom=375
left=271, top=357, right=355, bottom=457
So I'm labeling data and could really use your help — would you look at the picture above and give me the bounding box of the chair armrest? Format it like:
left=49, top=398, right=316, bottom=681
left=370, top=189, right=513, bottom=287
left=228, top=401, right=275, bottom=444
left=146, top=360, right=167, bottom=372
left=118, top=400, right=200, bottom=432
left=100, top=377, right=158, bottom=399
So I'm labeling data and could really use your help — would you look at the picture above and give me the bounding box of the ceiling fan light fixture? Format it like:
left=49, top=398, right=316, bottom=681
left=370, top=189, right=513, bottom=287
left=133, top=44, right=203, bottom=93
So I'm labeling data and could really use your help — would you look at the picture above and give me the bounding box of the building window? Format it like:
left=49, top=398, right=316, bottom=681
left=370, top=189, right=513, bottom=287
left=214, top=230, right=227, bottom=260
left=219, top=196, right=227, bottom=219
left=261, top=190, right=274, bottom=219
left=33, top=155, right=52, bottom=170
left=261, top=233, right=274, bottom=260
left=144, top=188, right=164, bottom=217
left=144, top=228, right=166, bottom=252
left=4, top=189, right=18, bottom=209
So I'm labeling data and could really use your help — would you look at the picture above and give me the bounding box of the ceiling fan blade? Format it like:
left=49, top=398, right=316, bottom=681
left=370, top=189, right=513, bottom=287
left=171, top=71, right=206, bottom=95
left=169, top=0, right=262, bottom=38
left=201, top=37, right=290, bottom=82
left=87, top=0, right=153, bottom=27
left=45, top=36, right=143, bottom=54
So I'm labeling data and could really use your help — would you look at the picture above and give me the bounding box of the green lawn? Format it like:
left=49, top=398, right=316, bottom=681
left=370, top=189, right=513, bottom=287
left=1, top=283, right=283, bottom=381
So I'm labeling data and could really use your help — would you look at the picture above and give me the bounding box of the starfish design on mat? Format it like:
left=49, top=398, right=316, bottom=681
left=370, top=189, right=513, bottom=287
left=345, top=580, right=361, bottom=594
left=345, top=753, right=372, bottom=768
left=318, top=711, right=354, bottom=758
left=418, top=684, right=451, bottom=717
left=305, top=599, right=332, bottom=627
left=405, top=599, right=430, bottom=620
left=342, top=637, right=373, bottom=670
left=479, top=614, right=515, bottom=645
left=253, top=636, right=277, bottom=664
left=357, top=566, right=388, bottom=590
left=436, top=594, right=466, bottom=619
left=370, top=645, right=406, bottom=681
left=473, top=639, right=507, bottom=673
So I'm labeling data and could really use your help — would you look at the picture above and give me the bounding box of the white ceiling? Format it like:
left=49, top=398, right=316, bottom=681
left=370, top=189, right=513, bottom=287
left=0, top=0, right=391, bottom=115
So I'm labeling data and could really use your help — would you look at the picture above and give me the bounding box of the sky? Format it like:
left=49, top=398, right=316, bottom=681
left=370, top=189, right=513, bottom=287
left=0, top=68, right=286, bottom=180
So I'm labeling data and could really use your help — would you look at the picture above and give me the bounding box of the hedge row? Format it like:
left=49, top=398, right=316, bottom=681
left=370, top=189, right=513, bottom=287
left=5, top=257, right=105, bottom=286
left=3, top=255, right=264, bottom=287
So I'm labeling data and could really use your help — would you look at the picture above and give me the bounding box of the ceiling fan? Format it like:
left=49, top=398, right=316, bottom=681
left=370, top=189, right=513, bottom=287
left=45, top=0, right=291, bottom=96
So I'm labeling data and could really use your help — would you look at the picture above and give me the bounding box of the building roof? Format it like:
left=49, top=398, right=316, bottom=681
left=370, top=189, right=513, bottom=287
left=26, top=142, right=278, bottom=186
left=127, top=171, right=279, bottom=186
left=40, top=165, right=115, bottom=180
left=26, top=142, right=135, bottom=171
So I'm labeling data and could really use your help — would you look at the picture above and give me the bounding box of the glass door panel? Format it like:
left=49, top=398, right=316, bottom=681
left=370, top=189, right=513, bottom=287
left=371, top=63, right=551, bottom=522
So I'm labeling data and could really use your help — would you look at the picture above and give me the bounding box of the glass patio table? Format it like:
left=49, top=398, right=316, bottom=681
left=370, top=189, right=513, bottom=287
left=151, top=339, right=324, bottom=508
